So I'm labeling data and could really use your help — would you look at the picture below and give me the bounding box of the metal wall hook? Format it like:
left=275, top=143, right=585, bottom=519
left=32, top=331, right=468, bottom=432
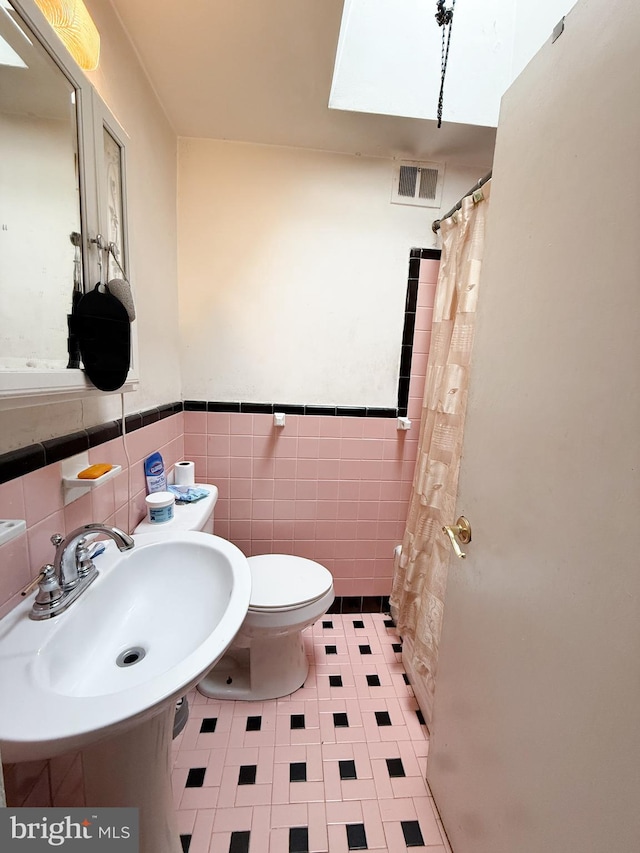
left=107, top=241, right=129, bottom=283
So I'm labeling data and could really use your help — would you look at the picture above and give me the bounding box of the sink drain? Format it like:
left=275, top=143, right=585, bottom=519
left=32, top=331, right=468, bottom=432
left=116, top=646, right=146, bottom=667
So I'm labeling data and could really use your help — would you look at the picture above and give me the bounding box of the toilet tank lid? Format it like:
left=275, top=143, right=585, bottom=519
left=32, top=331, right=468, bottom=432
left=134, top=484, right=218, bottom=534
left=247, top=554, right=333, bottom=609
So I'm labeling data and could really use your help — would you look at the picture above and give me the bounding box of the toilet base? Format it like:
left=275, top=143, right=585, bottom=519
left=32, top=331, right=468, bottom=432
left=197, top=630, right=310, bottom=701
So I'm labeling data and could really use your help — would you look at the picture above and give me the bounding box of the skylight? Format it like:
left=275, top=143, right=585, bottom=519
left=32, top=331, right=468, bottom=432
left=329, top=0, right=578, bottom=129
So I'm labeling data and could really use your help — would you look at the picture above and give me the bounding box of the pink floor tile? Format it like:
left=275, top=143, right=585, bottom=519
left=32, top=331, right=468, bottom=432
left=273, top=744, right=306, bottom=763
left=266, top=827, right=289, bottom=853
left=270, top=802, right=308, bottom=828
left=371, top=760, right=395, bottom=801
left=322, top=761, right=342, bottom=802
left=412, top=795, right=446, bottom=844
left=340, top=778, right=378, bottom=801
left=216, top=766, right=240, bottom=809
left=361, top=800, right=388, bottom=850
left=224, top=746, right=259, bottom=766
left=305, top=744, right=324, bottom=782
left=307, top=801, right=329, bottom=853
left=325, top=799, right=363, bottom=825
left=327, top=823, right=351, bottom=853
left=271, top=762, right=291, bottom=806
left=377, top=796, right=418, bottom=823
left=188, top=809, right=216, bottom=853
left=207, top=832, right=232, bottom=853
left=288, top=780, right=326, bottom=804
left=235, top=783, right=272, bottom=807
left=176, top=809, right=196, bottom=835
left=180, top=786, right=219, bottom=811
left=212, top=805, right=253, bottom=833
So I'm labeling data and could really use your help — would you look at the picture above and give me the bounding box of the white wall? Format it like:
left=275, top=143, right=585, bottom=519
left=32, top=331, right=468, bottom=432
left=178, top=138, right=487, bottom=406
left=0, top=0, right=180, bottom=452
left=330, top=0, right=577, bottom=127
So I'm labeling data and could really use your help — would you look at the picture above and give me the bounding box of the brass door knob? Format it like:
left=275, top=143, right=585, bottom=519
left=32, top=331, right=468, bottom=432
left=442, top=516, right=472, bottom=559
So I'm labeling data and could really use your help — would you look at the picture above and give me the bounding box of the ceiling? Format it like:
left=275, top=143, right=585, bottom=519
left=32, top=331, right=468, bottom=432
left=109, top=0, right=496, bottom=166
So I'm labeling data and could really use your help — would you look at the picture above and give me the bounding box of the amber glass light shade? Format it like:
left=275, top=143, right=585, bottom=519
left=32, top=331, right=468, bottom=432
left=35, top=0, right=100, bottom=70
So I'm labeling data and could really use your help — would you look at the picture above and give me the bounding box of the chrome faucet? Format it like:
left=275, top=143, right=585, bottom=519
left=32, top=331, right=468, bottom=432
left=51, top=524, right=135, bottom=589
left=22, top=524, right=135, bottom=620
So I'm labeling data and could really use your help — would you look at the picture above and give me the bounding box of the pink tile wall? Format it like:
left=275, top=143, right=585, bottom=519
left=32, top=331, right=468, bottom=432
left=0, top=413, right=184, bottom=621
left=184, top=260, right=438, bottom=597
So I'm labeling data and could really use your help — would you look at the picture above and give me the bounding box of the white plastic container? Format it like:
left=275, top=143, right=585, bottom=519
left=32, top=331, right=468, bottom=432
left=145, top=491, right=175, bottom=524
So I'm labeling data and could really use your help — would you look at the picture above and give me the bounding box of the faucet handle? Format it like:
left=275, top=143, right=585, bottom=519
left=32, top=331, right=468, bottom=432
left=20, top=566, right=49, bottom=597
left=51, top=533, right=64, bottom=547
left=21, top=564, right=63, bottom=607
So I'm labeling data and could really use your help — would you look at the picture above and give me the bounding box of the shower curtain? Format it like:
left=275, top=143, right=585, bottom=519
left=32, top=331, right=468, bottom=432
left=390, top=181, right=491, bottom=727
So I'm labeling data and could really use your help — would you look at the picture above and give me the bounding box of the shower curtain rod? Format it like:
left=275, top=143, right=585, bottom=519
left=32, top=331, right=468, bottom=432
left=432, top=170, right=492, bottom=233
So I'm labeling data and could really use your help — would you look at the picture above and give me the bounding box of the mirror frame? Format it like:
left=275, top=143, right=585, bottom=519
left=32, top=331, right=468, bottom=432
left=0, top=0, right=138, bottom=410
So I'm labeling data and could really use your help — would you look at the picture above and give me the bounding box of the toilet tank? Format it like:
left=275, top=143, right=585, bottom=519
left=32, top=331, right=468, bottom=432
left=134, top=484, right=218, bottom=535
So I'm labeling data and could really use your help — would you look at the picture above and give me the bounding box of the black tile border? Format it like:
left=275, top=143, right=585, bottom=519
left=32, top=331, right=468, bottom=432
left=0, top=401, right=184, bottom=486
left=42, top=430, right=90, bottom=465
left=183, top=401, right=398, bottom=419
left=86, top=420, right=121, bottom=447
left=410, top=247, right=442, bottom=260
left=398, top=247, right=441, bottom=416
left=327, top=595, right=391, bottom=614
left=0, top=443, right=46, bottom=484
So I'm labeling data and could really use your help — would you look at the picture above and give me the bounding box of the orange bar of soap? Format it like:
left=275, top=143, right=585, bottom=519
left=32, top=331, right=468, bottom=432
left=77, top=463, right=113, bottom=480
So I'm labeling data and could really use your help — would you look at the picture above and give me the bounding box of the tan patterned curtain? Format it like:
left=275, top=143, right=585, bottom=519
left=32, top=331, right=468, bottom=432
left=390, top=181, right=491, bottom=726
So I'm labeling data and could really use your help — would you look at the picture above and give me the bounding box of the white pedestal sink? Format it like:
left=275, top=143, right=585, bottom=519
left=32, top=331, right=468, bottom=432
left=0, top=531, right=252, bottom=853
left=81, top=706, right=181, bottom=853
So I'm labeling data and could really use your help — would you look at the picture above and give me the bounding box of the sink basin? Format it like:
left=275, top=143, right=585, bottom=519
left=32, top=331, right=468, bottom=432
left=0, top=531, right=251, bottom=763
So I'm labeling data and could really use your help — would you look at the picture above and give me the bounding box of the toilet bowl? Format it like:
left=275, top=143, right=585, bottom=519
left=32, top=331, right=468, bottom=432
left=134, top=484, right=334, bottom=701
left=197, top=553, right=334, bottom=701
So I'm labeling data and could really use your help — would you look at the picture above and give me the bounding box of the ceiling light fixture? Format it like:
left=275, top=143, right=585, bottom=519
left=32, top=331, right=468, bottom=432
left=34, top=0, right=99, bottom=70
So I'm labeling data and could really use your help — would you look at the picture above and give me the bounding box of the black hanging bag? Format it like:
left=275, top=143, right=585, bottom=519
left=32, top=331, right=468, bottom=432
left=72, top=283, right=131, bottom=392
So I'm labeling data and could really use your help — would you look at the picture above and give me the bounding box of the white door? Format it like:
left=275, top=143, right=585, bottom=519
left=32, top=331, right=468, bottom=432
left=426, top=1, right=640, bottom=852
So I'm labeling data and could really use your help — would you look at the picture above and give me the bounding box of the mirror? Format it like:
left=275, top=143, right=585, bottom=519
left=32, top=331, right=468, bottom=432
left=0, top=0, right=83, bottom=370
left=0, top=0, right=138, bottom=407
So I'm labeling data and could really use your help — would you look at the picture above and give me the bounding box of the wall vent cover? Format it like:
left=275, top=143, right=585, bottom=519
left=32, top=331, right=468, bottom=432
left=391, top=161, right=444, bottom=208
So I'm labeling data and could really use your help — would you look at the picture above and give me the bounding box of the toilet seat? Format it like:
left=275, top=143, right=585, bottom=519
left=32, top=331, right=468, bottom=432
left=247, top=555, right=333, bottom=613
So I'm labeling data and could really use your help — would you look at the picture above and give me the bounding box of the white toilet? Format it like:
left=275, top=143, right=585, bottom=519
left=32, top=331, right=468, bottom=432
left=134, top=484, right=334, bottom=701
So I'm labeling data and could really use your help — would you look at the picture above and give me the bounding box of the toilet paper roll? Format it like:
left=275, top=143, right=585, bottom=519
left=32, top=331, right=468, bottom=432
left=174, top=460, right=195, bottom=486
